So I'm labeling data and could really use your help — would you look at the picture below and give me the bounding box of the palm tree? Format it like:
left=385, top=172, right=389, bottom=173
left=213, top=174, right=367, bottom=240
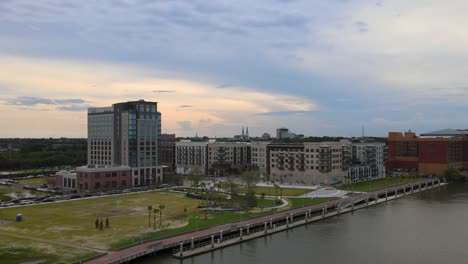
left=147, top=205, right=152, bottom=227
left=260, top=192, right=266, bottom=211
left=159, top=204, right=165, bottom=227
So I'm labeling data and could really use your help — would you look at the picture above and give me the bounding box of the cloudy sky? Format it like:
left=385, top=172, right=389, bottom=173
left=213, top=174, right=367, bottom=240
left=1, top=0, right=468, bottom=138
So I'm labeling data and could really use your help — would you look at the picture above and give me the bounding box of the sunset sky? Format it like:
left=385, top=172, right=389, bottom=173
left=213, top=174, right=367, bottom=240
left=1, top=0, right=468, bottom=138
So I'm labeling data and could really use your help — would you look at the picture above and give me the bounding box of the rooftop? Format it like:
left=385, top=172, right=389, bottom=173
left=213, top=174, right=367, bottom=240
left=420, top=129, right=468, bottom=137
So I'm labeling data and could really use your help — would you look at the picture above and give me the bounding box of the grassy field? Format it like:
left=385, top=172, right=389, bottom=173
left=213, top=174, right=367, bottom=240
left=17, top=176, right=54, bottom=185
left=109, top=207, right=279, bottom=250
left=288, top=197, right=337, bottom=209
left=339, top=177, right=420, bottom=192
left=0, top=233, right=93, bottom=264
left=257, top=198, right=278, bottom=207
left=0, top=189, right=290, bottom=262
left=240, top=186, right=312, bottom=197
left=0, top=185, right=48, bottom=202
left=0, top=191, right=201, bottom=254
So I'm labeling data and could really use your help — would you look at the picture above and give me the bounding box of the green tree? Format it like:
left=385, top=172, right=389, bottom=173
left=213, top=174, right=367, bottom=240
left=95, top=218, right=99, bottom=229
left=226, top=178, right=240, bottom=206
left=105, top=216, right=109, bottom=228
left=99, top=219, right=103, bottom=230
left=241, top=171, right=259, bottom=190
left=188, top=168, right=202, bottom=190
left=245, top=190, right=257, bottom=212
left=445, top=167, right=463, bottom=181
left=159, top=204, right=165, bottom=227
left=260, top=192, right=266, bottom=211
left=147, top=205, right=153, bottom=227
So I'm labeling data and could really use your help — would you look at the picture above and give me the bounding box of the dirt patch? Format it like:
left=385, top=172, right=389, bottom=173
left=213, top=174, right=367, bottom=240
left=0, top=220, right=11, bottom=225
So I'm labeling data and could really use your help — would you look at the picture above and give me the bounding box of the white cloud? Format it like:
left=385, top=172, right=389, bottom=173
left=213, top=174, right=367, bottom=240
left=296, top=0, right=468, bottom=100
left=0, top=55, right=319, bottom=137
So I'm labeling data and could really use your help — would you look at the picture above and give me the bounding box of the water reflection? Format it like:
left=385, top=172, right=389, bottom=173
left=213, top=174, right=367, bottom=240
left=137, top=184, right=468, bottom=264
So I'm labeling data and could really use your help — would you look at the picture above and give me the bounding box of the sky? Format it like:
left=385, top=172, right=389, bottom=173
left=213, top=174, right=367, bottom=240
left=1, top=0, right=468, bottom=138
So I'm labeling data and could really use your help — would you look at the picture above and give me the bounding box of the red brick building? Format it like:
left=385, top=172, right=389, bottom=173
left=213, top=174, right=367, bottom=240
left=76, top=165, right=132, bottom=193
left=388, top=130, right=468, bottom=176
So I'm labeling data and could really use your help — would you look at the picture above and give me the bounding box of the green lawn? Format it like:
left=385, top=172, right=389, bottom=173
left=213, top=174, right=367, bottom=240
left=0, top=186, right=28, bottom=201
left=17, top=176, right=54, bottom=185
left=0, top=233, right=93, bottom=264
left=0, top=185, right=48, bottom=201
left=288, top=197, right=338, bottom=209
left=109, top=208, right=278, bottom=250
left=257, top=198, right=278, bottom=207
left=339, top=177, right=420, bottom=192
left=0, top=191, right=201, bottom=253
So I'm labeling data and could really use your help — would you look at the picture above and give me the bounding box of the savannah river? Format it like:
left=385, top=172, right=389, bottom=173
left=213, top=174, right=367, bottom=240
left=137, top=183, right=468, bottom=264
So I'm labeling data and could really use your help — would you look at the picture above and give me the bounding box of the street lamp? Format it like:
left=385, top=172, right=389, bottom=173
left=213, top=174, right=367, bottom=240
left=140, top=226, right=144, bottom=244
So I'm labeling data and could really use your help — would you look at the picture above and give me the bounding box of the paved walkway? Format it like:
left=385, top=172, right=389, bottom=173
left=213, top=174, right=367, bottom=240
left=85, top=179, right=437, bottom=264
left=299, top=188, right=349, bottom=198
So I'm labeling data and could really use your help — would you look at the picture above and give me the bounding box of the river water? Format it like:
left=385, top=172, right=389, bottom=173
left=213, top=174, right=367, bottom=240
left=137, top=183, right=468, bottom=264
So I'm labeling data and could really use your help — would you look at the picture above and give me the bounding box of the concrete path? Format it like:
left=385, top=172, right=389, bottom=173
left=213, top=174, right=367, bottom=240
left=299, top=188, right=349, bottom=198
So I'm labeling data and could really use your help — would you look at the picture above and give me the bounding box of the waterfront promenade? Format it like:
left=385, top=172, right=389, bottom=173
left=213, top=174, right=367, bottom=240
left=84, top=178, right=441, bottom=264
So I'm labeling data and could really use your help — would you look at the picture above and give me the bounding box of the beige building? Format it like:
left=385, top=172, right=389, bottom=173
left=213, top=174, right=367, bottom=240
left=251, top=142, right=270, bottom=175
left=269, top=142, right=346, bottom=185
left=208, top=142, right=250, bottom=176
left=88, top=107, right=114, bottom=166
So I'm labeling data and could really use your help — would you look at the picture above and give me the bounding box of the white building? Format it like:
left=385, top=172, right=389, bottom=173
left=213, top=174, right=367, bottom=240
left=346, top=142, right=386, bottom=183
left=269, top=141, right=347, bottom=185
left=250, top=142, right=270, bottom=175
left=175, top=141, right=209, bottom=175
left=55, top=170, right=77, bottom=190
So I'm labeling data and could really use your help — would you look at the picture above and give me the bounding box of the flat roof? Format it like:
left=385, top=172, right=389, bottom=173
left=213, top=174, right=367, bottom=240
left=420, top=129, right=468, bottom=137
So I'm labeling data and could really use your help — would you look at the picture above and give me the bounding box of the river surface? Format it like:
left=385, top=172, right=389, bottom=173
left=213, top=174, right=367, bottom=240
left=137, top=183, right=468, bottom=264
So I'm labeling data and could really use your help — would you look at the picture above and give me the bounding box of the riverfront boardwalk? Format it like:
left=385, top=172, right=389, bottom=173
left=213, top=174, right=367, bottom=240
left=84, top=178, right=442, bottom=264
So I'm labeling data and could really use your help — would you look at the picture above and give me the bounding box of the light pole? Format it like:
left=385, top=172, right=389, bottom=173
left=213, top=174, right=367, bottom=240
left=140, top=226, right=144, bottom=244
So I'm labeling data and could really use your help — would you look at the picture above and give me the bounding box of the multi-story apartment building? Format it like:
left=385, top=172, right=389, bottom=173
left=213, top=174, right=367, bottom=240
left=208, top=142, right=251, bottom=176
left=87, top=100, right=163, bottom=186
left=88, top=107, right=114, bottom=166
left=159, top=134, right=176, bottom=172
left=251, top=141, right=270, bottom=175
left=175, top=140, right=209, bottom=175
left=388, top=130, right=468, bottom=176
left=269, top=141, right=346, bottom=185
left=345, top=142, right=386, bottom=182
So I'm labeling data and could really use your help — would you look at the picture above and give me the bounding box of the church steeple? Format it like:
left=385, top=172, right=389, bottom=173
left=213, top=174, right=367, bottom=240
left=242, top=126, right=245, bottom=137
left=246, top=126, right=249, bottom=138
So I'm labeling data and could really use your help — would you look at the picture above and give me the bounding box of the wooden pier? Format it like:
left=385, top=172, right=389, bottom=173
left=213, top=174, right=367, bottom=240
left=84, top=178, right=444, bottom=264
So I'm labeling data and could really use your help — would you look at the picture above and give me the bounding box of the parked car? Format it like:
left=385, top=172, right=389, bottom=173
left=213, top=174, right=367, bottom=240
left=19, top=200, right=34, bottom=205
left=69, top=194, right=82, bottom=199
left=1, top=202, right=15, bottom=207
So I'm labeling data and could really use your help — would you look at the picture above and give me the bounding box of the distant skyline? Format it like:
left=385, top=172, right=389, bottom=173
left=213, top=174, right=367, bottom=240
left=1, top=0, right=468, bottom=138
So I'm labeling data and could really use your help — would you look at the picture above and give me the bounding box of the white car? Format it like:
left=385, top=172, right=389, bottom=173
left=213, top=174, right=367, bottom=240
left=1, top=202, right=15, bottom=207
left=19, top=200, right=34, bottom=205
